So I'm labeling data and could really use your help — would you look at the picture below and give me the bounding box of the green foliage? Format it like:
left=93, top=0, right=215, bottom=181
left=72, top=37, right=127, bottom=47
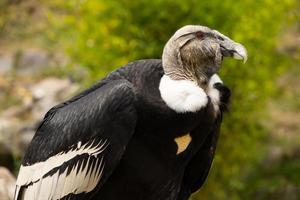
left=243, top=148, right=300, bottom=199
left=44, top=0, right=298, bottom=199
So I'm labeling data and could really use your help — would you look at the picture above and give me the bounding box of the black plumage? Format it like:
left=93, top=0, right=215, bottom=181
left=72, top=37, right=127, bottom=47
left=14, top=25, right=247, bottom=200
left=15, top=59, right=230, bottom=200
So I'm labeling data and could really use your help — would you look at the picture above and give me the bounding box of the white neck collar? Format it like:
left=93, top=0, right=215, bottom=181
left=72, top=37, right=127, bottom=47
left=159, top=74, right=223, bottom=113
left=159, top=75, right=208, bottom=113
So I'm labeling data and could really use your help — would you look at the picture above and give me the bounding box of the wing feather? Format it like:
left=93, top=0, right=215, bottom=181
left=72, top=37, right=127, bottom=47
left=14, top=80, right=137, bottom=200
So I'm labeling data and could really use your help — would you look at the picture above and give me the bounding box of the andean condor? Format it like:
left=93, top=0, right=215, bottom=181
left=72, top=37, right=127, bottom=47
left=14, top=25, right=247, bottom=200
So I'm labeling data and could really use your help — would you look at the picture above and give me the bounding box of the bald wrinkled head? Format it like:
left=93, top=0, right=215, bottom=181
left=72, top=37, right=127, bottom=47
left=162, top=25, right=247, bottom=88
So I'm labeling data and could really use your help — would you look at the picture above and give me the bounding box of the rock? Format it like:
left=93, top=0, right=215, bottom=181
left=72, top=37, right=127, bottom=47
left=0, top=167, right=16, bottom=200
left=0, top=116, right=37, bottom=162
left=0, top=118, right=21, bottom=156
left=16, top=49, right=50, bottom=75
left=30, top=77, right=79, bottom=120
left=0, top=49, right=70, bottom=76
left=0, top=55, right=13, bottom=74
left=0, top=50, right=49, bottom=75
left=0, top=77, right=78, bottom=159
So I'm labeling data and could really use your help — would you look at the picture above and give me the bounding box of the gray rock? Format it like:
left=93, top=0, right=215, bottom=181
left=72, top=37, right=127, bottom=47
left=0, top=55, right=13, bottom=74
left=0, top=118, right=20, bottom=156
left=0, top=77, right=78, bottom=159
left=0, top=167, right=16, bottom=200
left=30, top=77, right=79, bottom=120
left=16, top=50, right=50, bottom=75
left=0, top=50, right=70, bottom=76
left=0, top=116, right=36, bottom=161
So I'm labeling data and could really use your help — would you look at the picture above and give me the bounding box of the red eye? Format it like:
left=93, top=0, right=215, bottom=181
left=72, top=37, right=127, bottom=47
left=195, top=31, right=204, bottom=39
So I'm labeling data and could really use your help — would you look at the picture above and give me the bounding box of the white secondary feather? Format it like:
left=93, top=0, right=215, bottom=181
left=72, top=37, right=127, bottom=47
left=207, top=74, right=223, bottom=112
left=14, top=140, right=108, bottom=200
left=159, top=75, right=208, bottom=113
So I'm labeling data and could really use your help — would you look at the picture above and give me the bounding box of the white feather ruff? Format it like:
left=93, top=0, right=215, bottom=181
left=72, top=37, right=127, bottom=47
left=159, top=75, right=208, bottom=113
left=207, top=74, right=222, bottom=112
left=159, top=74, right=223, bottom=113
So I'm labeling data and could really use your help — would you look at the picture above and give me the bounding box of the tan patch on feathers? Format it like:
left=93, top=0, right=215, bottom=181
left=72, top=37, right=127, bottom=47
left=174, top=133, right=192, bottom=155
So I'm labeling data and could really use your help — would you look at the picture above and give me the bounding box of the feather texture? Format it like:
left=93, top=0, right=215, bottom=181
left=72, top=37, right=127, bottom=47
left=15, top=140, right=108, bottom=200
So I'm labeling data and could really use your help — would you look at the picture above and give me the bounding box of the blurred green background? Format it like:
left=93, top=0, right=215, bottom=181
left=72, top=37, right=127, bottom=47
left=0, top=0, right=299, bottom=199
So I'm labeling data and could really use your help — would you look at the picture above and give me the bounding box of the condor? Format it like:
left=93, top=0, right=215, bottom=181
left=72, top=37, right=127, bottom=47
left=14, top=25, right=247, bottom=200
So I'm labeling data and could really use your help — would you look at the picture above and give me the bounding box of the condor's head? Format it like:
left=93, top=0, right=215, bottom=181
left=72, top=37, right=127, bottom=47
left=162, top=25, right=247, bottom=89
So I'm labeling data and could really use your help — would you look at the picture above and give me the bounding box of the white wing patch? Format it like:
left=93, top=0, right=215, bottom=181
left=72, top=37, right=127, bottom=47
left=15, top=140, right=108, bottom=200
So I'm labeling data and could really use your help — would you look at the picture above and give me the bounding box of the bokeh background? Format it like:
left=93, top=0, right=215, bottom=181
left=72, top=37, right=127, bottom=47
left=0, top=0, right=300, bottom=199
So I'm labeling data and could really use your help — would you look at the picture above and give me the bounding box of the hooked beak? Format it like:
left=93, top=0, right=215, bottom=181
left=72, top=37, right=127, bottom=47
left=219, top=39, right=248, bottom=63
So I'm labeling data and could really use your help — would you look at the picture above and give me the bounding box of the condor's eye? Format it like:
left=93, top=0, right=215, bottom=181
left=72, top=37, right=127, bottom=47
left=195, top=31, right=205, bottom=39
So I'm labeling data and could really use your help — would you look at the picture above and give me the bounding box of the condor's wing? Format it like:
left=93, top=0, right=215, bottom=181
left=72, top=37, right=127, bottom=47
left=14, top=79, right=137, bottom=200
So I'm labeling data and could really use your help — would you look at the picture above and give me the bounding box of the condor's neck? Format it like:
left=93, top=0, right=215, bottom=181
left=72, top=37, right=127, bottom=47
left=166, top=72, right=208, bottom=91
left=163, top=63, right=209, bottom=91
